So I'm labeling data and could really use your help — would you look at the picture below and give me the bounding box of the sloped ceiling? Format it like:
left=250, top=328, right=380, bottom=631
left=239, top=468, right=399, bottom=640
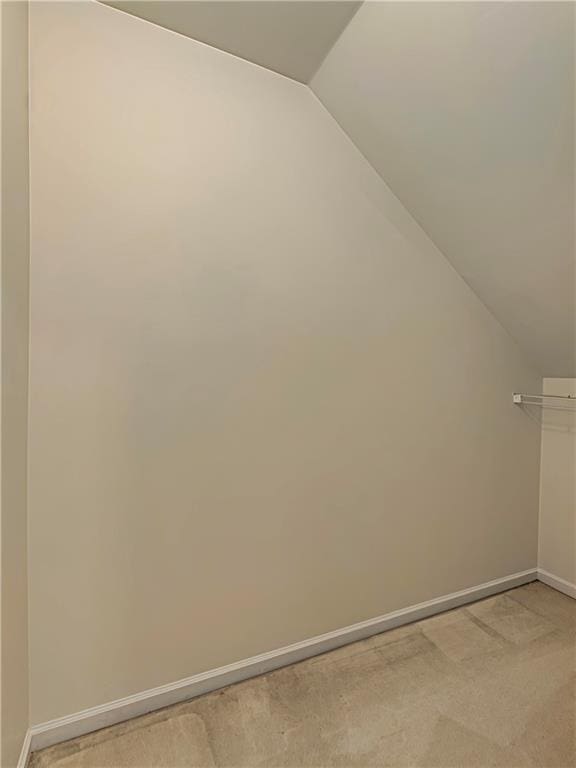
left=101, top=0, right=574, bottom=375
left=101, top=1, right=361, bottom=82
left=312, top=1, right=575, bottom=376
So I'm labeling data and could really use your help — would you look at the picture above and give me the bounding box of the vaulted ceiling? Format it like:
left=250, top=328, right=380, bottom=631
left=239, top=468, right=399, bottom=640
left=102, top=1, right=362, bottom=83
left=100, top=1, right=575, bottom=376
left=312, top=1, right=575, bottom=377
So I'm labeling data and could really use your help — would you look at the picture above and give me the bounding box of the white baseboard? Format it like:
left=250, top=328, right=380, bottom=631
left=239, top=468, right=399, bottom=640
left=16, top=728, right=32, bottom=768
left=538, top=568, right=576, bottom=599
left=29, top=568, right=537, bottom=754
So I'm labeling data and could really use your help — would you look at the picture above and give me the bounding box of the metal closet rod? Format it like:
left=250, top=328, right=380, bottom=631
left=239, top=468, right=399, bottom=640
left=513, top=392, right=576, bottom=405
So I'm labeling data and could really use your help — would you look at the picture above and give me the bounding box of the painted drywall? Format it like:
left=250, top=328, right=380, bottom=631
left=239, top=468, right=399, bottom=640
left=538, top=378, right=576, bottom=587
left=312, top=1, right=575, bottom=376
left=102, top=1, right=362, bottom=83
left=29, top=0, right=541, bottom=724
left=0, top=1, right=30, bottom=765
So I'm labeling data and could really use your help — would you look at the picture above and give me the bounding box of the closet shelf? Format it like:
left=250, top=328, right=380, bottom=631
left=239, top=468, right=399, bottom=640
left=513, top=393, right=576, bottom=409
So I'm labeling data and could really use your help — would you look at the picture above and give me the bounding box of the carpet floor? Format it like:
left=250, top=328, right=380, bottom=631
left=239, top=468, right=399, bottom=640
left=29, top=582, right=576, bottom=767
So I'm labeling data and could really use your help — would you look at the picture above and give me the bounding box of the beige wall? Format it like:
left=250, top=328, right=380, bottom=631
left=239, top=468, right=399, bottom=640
left=29, top=1, right=541, bottom=725
left=1, top=1, right=30, bottom=765
left=538, top=378, right=576, bottom=586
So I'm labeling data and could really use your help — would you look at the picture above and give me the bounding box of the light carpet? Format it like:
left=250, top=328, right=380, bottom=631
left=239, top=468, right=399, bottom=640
left=29, top=583, right=576, bottom=767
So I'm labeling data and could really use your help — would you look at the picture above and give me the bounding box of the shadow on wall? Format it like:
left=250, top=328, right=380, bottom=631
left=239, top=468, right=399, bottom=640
left=541, top=400, right=576, bottom=434
left=522, top=404, right=576, bottom=433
